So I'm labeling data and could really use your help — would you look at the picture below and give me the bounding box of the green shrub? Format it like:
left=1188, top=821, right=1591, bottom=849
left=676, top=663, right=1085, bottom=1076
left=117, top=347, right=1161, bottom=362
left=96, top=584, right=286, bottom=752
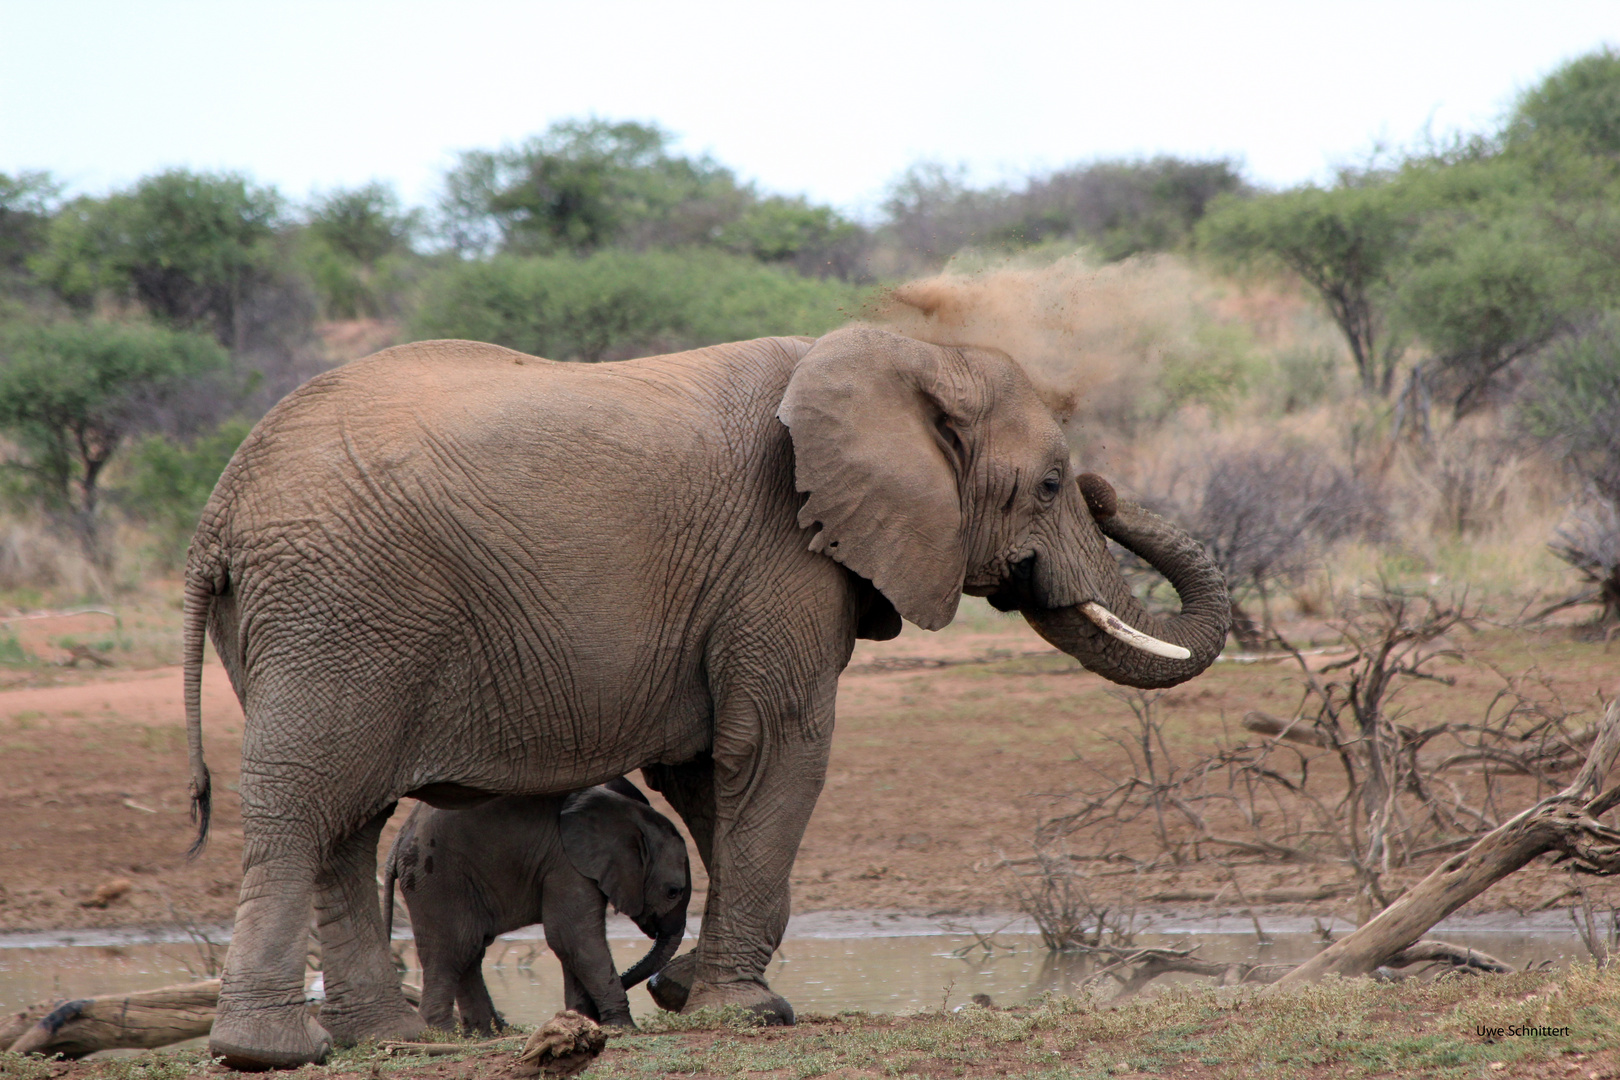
left=0, top=319, right=231, bottom=568
left=411, top=249, right=867, bottom=360
left=1155, top=321, right=1264, bottom=416
left=299, top=182, right=420, bottom=319
left=1518, top=314, right=1620, bottom=500
left=1271, top=345, right=1340, bottom=413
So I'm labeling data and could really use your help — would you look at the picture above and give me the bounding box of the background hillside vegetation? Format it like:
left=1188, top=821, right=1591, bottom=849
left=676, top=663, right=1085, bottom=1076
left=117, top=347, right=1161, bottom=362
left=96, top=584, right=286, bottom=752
left=0, top=49, right=1615, bottom=628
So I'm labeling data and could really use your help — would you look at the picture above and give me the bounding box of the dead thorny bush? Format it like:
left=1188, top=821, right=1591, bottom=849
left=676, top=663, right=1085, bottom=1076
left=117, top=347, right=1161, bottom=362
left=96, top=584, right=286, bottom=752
left=1140, top=441, right=1384, bottom=648
left=1568, top=875, right=1620, bottom=969
left=999, top=842, right=1143, bottom=954
left=1409, top=424, right=1526, bottom=539
left=1547, top=492, right=1620, bottom=628
left=1026, top=586, right=1603, bottom=921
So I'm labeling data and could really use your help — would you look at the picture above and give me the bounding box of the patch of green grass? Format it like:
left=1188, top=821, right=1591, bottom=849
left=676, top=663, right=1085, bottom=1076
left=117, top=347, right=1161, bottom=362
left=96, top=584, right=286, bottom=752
left=0, top=630, right=27, bottom=664
left=0, top=1050, right=63, bottom=1080
left=137, top=725, right=184, bottom=752
left=14, top=968, right=1620, bottom=1080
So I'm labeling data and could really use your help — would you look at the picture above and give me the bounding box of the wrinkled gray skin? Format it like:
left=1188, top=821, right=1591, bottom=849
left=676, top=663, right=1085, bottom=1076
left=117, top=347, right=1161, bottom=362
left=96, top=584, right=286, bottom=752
left=381, top=780, right=690, bottom=1032
left=182, top=326, right=1230, bottom=1069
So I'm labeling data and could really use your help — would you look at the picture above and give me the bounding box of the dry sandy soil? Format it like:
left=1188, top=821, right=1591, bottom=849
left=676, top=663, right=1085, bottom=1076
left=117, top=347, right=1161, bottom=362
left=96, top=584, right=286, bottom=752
left=0, top=594, right=1617, bottom=935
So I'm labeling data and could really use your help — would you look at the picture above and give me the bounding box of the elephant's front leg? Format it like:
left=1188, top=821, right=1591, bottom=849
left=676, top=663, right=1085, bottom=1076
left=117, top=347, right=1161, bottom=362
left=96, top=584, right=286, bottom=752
left=313, top=805, right=425, bottom=1046
left=642, top=754, right=716, bottom=870
left=640, top=755, right=715, bottom=1010
left=683, top=685, right=833, bottom=1024
left=543, top=878, right=634, bottom=1027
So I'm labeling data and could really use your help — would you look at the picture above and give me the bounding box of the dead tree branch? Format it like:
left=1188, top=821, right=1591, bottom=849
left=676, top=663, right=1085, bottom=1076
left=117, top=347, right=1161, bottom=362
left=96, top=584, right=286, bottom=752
left=1272, top=699, right=1620, bottom=988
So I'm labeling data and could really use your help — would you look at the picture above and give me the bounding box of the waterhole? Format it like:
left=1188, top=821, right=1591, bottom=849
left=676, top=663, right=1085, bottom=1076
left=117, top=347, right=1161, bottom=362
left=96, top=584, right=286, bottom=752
left=0, top=911, right=1593, bottom=1031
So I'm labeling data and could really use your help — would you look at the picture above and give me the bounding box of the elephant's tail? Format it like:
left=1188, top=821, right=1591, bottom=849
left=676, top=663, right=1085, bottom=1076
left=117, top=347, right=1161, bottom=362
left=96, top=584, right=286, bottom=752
left=183, top=569, right=214, bottom=860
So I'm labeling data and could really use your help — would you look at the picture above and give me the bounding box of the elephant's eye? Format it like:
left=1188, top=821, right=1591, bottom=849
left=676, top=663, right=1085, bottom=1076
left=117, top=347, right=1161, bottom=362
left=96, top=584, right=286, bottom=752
left=1039, top=475, right=1062, bottom=499
left=667, top=886, right=682, bottom=900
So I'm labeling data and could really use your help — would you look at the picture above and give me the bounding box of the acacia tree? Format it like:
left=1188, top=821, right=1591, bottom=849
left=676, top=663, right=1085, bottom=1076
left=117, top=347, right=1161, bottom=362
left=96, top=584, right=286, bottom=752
left=1508, top=46, right=1620, bottom=158
left=301, top=182, right=420, bottom=318
left=1197, top=177, right=1413, bottom=397
left=36, top=170, right=284, bottom=349
left=0, top=320, right=228, bottom=567
left=438, top=119, right=745, bottom=256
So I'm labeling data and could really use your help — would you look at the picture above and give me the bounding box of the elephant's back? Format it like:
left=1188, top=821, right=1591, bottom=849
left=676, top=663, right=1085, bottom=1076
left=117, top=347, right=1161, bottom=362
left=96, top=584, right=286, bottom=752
left=211, top=335, right=810, bottom=514
left=401, top=795, right=568, bottom=907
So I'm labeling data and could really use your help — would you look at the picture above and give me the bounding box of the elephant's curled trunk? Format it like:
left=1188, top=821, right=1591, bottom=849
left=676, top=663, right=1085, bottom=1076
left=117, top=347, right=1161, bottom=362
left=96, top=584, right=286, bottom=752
left=620, top=925, right=684, bottom=991
left=1025, top=477, right=1230, bottom=689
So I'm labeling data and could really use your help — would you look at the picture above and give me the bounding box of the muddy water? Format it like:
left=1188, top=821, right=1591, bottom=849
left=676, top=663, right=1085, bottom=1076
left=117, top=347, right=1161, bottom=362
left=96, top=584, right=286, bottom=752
left=0, top=912, right=1594, bottom=1027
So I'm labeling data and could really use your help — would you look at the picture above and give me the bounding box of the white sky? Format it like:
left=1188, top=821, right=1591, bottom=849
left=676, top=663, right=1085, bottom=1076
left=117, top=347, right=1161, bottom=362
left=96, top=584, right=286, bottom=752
left=2, top=1, right=1615, bottom=218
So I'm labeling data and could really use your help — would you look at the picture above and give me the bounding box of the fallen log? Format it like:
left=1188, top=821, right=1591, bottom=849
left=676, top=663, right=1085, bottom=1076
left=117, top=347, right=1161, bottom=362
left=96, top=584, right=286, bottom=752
left=1381, top=940, right=1512, bottom=975
left=1272, top=698, right=1620, bottom=989
left=5, top=979, right=424, bottom=1057
left=5, top=980, right=220, bottom=1057
left=0, top=1001, right=61, bottom=1050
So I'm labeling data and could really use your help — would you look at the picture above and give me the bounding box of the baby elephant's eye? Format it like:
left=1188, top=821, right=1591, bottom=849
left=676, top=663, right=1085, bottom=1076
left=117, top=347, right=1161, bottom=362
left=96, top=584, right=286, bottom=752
left=667, top=886, right=683, bottom=900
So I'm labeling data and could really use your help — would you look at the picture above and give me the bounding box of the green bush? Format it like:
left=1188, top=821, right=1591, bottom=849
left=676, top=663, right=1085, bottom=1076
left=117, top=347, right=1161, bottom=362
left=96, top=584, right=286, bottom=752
left=124, top=418, right=253, bottom=566
left=1509, top=46, right=1620, bottom=157
left=1155, top=321, right=1264, bottom=416
left=34, top=170, right=283, bottom=344
left=299, top=182, right=420, bottom=319
left=0, top=319, right=230, bottom=566
left=1271, top=345, right=1340, bottom=413
left=1518, top=313, right=1620, bottom=501
left=1396, top=207, right=1578, bottom=413
left=411, top=249, right=867, bottom=361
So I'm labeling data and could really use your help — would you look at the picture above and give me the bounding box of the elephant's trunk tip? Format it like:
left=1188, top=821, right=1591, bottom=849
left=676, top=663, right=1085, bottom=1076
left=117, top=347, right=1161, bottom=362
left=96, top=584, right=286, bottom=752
left=619, top=927, right=684, bottom=991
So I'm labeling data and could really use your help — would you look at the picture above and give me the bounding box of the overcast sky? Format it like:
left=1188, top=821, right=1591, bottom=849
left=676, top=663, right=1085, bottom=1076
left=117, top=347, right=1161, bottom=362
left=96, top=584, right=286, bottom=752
left=2, top=1, right=1615, bottom=218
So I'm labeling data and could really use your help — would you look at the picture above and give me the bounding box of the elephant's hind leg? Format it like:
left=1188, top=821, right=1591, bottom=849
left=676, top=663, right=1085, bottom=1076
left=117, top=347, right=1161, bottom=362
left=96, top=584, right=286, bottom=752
left=209, top=818, right=331, bottom=1069
left=314, top=805, right=425, bottom=1046
left=453, top=956, right=505, bottom=1035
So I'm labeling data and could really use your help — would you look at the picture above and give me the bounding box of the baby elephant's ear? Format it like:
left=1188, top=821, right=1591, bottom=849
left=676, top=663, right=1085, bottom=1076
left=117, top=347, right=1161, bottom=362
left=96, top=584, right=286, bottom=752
left=561, top=788, right=648, bottom=921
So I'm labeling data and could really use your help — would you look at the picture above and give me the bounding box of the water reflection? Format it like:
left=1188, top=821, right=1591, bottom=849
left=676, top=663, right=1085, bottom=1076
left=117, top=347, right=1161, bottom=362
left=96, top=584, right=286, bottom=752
left=0, top=930, right=1591, bottom=1027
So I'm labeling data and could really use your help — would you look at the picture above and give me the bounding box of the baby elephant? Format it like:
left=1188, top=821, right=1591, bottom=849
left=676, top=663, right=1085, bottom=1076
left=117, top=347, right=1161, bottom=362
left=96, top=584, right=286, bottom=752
left=382, top=779, right=691, bottom=1032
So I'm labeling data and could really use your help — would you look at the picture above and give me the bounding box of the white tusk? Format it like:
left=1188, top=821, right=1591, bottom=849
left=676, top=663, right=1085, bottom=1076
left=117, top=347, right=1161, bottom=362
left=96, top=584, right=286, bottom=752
left=1080, top=602, right=1192, bottom=660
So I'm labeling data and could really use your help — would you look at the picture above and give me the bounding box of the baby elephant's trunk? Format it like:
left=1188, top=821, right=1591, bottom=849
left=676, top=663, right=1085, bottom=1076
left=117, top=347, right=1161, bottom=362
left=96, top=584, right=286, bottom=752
left=620, top=913, right=686, bottom=990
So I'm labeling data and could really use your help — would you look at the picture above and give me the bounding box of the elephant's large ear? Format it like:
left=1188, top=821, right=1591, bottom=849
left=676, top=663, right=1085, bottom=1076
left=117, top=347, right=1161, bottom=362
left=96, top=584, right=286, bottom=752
left=778, top=326, right=965, bottom=630
left=560, top=788, right=647, bottom=920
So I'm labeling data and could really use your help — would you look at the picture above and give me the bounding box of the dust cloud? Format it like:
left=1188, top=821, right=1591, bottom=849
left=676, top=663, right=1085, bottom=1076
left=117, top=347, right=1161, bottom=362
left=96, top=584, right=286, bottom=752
left=864, top=253, right=1205, bottom=425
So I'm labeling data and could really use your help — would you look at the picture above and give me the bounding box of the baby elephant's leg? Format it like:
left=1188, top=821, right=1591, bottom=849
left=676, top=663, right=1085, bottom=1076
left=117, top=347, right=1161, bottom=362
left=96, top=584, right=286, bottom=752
left=414, top=931, right=481, bottom=1034
left=560, top=968, right=599, bottom=1023
left=544, top=878, right=634, bottom=1027
left=453, top=948, right=505, bottom=1035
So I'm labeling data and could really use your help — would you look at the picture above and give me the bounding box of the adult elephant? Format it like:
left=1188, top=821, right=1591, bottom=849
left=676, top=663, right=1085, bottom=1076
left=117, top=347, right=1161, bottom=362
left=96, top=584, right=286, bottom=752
left=183, top=326, right=1228, bottom=1069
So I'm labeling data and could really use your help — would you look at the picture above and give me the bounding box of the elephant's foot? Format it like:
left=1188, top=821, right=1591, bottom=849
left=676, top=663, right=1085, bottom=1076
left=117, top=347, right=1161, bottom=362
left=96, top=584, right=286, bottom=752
left=683, top=977, right=795, bottom=1026
left=209, top=1001, right=332, bottom=1071
left=318, top=994, right=425, bottom=1048
left=646, top=951, right=695, bottom=1012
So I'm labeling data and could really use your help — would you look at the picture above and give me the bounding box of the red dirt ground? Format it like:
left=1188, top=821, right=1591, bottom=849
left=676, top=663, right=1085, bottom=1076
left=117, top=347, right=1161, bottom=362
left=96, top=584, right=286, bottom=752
left=0, top=604, right=1616, bottom=933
